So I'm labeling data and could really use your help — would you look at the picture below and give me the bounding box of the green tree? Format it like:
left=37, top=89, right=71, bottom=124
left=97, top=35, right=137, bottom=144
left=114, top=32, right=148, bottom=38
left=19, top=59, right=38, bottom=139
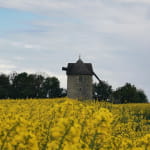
left=93, top=80, right=112, bottom=101
left=113, top=83, right=148, bottom=103
left=11, top=72, right=29, bottom=99
left=0, top=72, right=67, bottom=99
left=34, top=74, right=45, bottom=98
left=0, top=74, right=10, bottom=99
left=11, top=73, right=46, bottom=99
left=43, top=77, right=62, bottom=98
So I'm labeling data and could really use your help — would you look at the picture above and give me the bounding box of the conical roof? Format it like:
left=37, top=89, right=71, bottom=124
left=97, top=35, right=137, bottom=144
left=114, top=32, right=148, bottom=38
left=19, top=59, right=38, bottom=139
left=66, top=58, right=94, bottom=75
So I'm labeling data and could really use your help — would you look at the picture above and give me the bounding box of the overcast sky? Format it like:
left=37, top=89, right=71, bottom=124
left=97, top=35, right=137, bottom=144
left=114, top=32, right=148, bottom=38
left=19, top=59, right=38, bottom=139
left=0, top=0, right=150, bottom=100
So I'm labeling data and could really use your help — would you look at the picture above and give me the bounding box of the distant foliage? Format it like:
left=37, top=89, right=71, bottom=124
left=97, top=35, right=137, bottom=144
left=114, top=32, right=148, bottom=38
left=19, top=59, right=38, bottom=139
left=0, top=72, right=148, bottom=103
left=93, top=80, right=112, bottom=101
left=0, top=74, right=11, bottom=99
left=113, top=83, right=148, bottom=103
left=0, top=72, right=66, bottom=99
left=93, top=81, right=148, bottom=103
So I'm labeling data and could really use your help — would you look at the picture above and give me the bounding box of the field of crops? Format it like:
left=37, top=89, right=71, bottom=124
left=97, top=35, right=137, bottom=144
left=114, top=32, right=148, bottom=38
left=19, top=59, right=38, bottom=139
left=0, top=98, right=150, bottom=150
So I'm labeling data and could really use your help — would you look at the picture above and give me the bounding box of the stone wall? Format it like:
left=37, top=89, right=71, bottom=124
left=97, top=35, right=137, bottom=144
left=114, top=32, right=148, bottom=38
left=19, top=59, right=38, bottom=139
left=67, top=75, right=93, bottom=100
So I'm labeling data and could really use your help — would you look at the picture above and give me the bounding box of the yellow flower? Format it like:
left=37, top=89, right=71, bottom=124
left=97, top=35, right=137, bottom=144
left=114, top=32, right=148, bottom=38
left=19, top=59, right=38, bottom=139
left=0, top=98, right=150, bottom=150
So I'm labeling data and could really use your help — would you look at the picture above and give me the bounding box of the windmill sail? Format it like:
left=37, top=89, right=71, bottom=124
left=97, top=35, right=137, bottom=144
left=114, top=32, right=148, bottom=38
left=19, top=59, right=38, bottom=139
left=93, top=72, right=101, bottom=83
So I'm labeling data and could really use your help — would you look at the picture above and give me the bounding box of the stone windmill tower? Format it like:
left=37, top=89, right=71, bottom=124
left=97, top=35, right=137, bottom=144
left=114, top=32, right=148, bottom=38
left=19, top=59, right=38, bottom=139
left=62, top=57, right=100, bottom=100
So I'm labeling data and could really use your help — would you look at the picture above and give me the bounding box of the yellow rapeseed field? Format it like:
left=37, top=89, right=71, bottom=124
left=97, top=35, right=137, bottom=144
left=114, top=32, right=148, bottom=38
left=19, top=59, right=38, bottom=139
left=0, top=98, right=150, bottom=150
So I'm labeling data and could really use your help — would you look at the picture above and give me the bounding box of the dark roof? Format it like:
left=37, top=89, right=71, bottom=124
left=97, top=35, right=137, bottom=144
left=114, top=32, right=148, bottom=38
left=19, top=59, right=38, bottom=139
left=62, top=58, right=94, bottom=75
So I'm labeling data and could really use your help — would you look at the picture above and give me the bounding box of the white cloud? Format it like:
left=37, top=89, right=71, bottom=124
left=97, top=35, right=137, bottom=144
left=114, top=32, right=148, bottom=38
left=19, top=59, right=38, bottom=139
left=0, top=0, right=75, bottom=13
left=0, top=60, right=16, bottom=74
left=0, top=64, right=16, bottom=69
left=114, top=0, right=150, bottom=4
left=0, top=0, right=150, bottom=100
left=13, top=56, right=25, bottom=61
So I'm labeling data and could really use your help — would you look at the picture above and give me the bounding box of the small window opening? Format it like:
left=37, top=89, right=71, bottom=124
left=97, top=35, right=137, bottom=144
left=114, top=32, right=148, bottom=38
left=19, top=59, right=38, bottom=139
left=79, top=76, right=83, bottom=82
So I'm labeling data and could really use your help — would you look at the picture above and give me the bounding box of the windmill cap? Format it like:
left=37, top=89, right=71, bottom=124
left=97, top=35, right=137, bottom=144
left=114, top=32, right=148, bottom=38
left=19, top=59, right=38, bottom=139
left=63, top=58, right=94, bottom=75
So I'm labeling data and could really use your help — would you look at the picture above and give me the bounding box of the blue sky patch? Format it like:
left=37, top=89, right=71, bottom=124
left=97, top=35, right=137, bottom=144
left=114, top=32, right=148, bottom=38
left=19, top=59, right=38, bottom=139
left=0, top=8, right=44, bottom=32
left=0, top=7, right=83, bottom=34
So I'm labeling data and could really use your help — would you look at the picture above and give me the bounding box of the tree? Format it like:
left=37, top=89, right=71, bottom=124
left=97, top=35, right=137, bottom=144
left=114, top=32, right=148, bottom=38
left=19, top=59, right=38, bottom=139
left=135, top=89, right=148, bottom=103
left=113, top=83, right=148, bottom=103
left=93, top=80, right=112, bottom=101
left=11, top=72, right=29, bottom=99
left=0, top=74, right=10, bottom=99
left=10, top=73, right=66, bottom=99
left=0, top=72, right=76, bottom=99
left=43, top=77, right=62, bottom=98
left=34, top=74, right=45, bottom=98
left=60, top=88, right=67, bottom=97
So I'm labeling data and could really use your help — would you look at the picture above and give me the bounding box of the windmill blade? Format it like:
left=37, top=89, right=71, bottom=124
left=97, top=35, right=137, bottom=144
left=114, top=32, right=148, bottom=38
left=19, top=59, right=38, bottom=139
left=93, top=72, right=101, bottom=83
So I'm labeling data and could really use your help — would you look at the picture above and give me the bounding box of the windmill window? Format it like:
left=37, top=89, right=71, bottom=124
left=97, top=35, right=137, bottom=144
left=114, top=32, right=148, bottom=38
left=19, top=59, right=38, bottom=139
left=79, top=76, right=83, bottom=82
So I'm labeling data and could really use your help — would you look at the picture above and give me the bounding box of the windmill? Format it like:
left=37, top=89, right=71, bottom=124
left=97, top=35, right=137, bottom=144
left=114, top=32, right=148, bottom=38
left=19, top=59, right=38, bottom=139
left=62, top=57, right=101, bottom=100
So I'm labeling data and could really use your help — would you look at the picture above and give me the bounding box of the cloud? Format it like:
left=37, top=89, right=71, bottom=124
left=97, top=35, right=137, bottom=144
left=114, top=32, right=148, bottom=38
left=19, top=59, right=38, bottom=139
left=11, top=41, right=42, bottom=49
left=0, top=64, right=16, bottom=69
left=0, top=0, right=75, bottom=13
left=0, top=0, right=150, bottom=99
left=0, top=59, right=16, bottom=74
left=13, top=56, right=25, bottom=61
left=114, top=0, right=150, bottom=4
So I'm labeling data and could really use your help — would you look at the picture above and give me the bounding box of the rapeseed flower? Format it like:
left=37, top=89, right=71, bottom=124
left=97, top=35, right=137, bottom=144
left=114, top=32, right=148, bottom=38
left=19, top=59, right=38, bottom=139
left=0, top=98, right=150, bottom=150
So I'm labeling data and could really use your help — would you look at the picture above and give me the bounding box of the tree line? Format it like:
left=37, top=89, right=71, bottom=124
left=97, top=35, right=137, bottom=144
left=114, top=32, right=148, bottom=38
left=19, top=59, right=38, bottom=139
left=93, top=81, right=148, bottom=103
left=0, top=72, right=148, bottom=103
left=0, top=72, right=66, bottom=99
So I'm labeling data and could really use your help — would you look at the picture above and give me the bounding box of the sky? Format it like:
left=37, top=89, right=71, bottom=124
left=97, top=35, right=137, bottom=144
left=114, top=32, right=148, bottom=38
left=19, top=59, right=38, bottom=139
left=0, top=0, right=150, bottom=100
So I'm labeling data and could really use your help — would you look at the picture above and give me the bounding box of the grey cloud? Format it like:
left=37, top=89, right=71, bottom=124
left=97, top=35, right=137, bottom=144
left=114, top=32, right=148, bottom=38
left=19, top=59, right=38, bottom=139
left=0, top=0, right=150, bottom=100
